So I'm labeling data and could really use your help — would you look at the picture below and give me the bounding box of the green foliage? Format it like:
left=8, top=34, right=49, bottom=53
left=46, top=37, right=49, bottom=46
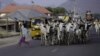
left=94, top=13, right=100, bottom=19
left=46, top=7, right=67, bottom=16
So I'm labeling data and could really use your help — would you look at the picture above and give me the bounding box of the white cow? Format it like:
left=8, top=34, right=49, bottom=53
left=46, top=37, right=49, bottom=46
left=58, top=22, right=64, bottom=41
left=66, top=23, right=73, bottom=32
left=40, top=23, right=47, bottom=46
left=65, top=22, right=75, bottom=45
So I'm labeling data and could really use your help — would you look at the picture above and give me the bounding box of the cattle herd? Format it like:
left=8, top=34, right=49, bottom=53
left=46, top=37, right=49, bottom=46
left=39, top=11, right=100, bottom=46
left=40, top=19, right=95, bottom=46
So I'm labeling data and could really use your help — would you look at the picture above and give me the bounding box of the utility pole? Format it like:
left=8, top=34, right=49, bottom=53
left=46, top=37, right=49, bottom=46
left=29, top=0, right=34, bottom=19
left=31, top=0, right=34, bottom=8
left=73, top=0, right=77, bottom=15
left=71, top=0, right=77, bottom=21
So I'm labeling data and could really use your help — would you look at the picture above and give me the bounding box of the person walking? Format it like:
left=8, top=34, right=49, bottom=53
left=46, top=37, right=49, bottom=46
left=18, top=23, right=31, bottom=47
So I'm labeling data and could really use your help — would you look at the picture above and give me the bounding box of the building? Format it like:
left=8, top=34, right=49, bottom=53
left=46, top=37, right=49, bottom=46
left=0, top=4, right=51, bottom=32
left=0, top=4, right=51, bottom=16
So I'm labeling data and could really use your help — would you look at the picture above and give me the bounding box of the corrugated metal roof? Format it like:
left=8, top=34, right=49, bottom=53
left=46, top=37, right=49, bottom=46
left=8, top=11, right=29, bottom=21
left=8, top=9, right=50, bottom=21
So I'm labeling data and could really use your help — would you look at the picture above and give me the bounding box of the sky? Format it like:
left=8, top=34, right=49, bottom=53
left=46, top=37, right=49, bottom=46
left=60, top=0, right=100, bottom=13
left=0, top=0, right=99, bottom=13
left=14, top=0, right=68, bottom=7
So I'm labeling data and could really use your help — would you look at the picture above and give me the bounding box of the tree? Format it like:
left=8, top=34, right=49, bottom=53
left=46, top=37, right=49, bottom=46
left=93, top=13, right=100, bottom=19
left=46, top=7, right=67, bottom=16
left=46, top=7, right=53, bottom=12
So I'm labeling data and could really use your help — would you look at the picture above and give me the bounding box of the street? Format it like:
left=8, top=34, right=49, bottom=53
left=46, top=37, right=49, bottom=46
left=0, top=0, right=100, bottom=56
left=0, top=28, right=100, bottom=56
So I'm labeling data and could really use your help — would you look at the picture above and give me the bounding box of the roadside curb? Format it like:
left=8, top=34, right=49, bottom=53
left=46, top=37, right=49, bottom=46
left=0, top=36, right=31, bottom=48
left=0, top=42, right=17, bottom=48
left=0, top=34, right=20, bottom=38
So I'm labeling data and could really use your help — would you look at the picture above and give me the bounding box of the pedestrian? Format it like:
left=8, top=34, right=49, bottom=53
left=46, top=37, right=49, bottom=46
left=94, top=19, right=100, bottom=33
left=18, top=23, right=31, bottom=47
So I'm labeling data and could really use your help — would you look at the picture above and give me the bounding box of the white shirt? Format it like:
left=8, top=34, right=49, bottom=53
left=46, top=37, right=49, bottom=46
left=21, top=25, right=28, bottom=37
left=94, top=22, right=99, bottom=29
